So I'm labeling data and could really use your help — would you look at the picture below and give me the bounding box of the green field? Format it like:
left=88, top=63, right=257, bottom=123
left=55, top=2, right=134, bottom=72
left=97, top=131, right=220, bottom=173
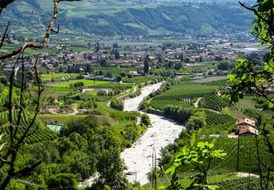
left=41, top=73, right=79, bottom=82
left=50, top=79, right=112, bottom=88
left=39, top=114, right=87, bottom=125
left=150, top=83, right=220, bottom=110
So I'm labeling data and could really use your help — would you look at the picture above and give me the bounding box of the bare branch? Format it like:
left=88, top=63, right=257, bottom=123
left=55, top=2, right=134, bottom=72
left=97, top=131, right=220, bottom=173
left=0, top=21, right=10, bottom=49
left=0, top=0, right=81, bottom=60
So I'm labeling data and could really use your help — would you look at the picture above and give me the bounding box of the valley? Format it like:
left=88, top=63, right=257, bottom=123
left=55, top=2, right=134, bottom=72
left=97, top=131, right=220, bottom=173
left=0, top=0, right=273, bottom=189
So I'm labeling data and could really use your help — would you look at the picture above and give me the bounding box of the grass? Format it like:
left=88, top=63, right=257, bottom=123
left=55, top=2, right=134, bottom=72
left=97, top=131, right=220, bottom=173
left=50, top=79, right=112, bottom=88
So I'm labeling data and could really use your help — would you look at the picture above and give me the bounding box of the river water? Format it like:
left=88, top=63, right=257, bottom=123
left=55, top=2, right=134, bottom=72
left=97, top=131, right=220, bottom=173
left=121, top=83, right=184, bottom=185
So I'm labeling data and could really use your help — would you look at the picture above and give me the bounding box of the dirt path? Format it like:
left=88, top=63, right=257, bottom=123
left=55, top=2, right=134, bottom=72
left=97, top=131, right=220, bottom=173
left=204, top=108, right=222, bottom=114
left=194, top=97, right=202, bottom=108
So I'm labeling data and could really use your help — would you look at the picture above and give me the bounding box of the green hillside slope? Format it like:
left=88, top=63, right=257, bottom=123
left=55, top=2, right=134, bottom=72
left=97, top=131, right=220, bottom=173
left=1, top=0, right=253, bottom=36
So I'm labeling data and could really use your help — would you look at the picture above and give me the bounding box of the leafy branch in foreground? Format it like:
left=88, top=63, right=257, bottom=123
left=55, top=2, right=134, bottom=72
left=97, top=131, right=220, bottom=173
left=229, top=1, right=274, bottom=189
left=166, top=135, right=226, bottom=190
left=229, top=0, right=274, bottom=105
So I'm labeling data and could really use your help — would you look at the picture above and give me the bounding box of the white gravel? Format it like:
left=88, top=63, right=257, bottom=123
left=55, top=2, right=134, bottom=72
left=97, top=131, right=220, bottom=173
left=121, top=83, right=184, bottom=185
left=123, top=83, right=162, bottom=112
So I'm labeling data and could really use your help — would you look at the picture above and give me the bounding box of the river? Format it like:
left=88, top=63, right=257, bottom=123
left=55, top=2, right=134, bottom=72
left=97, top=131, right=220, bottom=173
left=121, top=83, right=184, bottom=185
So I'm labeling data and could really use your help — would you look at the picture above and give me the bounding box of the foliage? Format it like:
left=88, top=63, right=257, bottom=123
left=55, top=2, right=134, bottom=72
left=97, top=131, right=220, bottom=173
left=185, top=109, right=206, bottom=131
left=228, top=57, right=273, bottom=104
left=144, top=55, right=150, bottom=75
left=163, top=105, right=193, bottom=124
left=110, top=99, right=124, bottom=110
left=141, top=114, right=151, bottom=126
left=90, top=150, right=128, bottom=190
left=166, top=136, right=227, bottom=190
left=229, top=0, right=274, bottom=106
left=47, top=173, right=78, bottom=190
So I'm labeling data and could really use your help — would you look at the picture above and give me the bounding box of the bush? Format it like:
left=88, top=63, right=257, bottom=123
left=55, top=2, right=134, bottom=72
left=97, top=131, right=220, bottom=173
left=141, top=114, right=151, bottom=126
left=110, top=99, right=124, bottom=110
left=163, top=105, right=193, bottom=124
left=186, top=109, right=206, bottom=131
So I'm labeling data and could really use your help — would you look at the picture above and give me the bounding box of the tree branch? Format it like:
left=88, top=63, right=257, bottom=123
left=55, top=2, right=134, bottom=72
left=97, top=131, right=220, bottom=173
left=0, top=0, right=15, bottom=15
left=0, top=21, right=10, bottom=49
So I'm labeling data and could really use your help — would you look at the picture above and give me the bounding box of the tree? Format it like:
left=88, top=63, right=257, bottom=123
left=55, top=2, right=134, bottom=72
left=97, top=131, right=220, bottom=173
left=114, top=49, right=120, bottom=59
left=91, top=150, right=128, bottom=190
left=94, top=41, right=100, bottom=53
left=100, top=58, right=108, bottom=67
left=144, top=55, right=150, bottom=75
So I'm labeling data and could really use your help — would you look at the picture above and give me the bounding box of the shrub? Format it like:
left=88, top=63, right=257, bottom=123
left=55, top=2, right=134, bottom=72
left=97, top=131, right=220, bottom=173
left=163, top=105, right=193, bottom=124
left=110, top=99, right=124, bottom=110
left=141, top=114, right=151, bottom=126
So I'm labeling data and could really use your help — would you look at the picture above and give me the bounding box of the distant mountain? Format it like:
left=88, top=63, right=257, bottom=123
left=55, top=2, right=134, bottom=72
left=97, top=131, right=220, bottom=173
left=1, top=0, right=254, bottom=37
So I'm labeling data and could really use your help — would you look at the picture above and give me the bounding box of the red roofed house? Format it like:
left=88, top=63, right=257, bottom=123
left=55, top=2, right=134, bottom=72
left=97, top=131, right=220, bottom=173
left=235, top=117, right=258, bottom=136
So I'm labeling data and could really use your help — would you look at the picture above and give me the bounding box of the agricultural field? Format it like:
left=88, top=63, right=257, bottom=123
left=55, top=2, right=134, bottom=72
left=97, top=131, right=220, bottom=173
left=42, top=86, right=73, bottom=98
left=199, top=93, right=229, bottom=111
left=50, top=79, right=112, bottom=88
left=222, top=97, right=257, bottom=119
left=205, top=110, right=235, bottom=125
left=39, top=114, right=87, bottom=125
left=41, top=73, right=79, bottom=82
left=141, top=173, right=241, bottom=190
left=150, top=82, right=220, bottom=110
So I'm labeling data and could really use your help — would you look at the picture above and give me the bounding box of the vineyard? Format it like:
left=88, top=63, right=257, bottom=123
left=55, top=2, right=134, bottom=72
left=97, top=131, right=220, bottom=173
left=1, top=126, right=57, bottom=144
left=0, top=111, right=57, bottom=144
left=222, top=98, right=257, bottom=119
left=199, top=93, right=229, bottom=111
left=205, top=110, right=235, bottom=125
left=150, top=83, right=219, bottom=110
